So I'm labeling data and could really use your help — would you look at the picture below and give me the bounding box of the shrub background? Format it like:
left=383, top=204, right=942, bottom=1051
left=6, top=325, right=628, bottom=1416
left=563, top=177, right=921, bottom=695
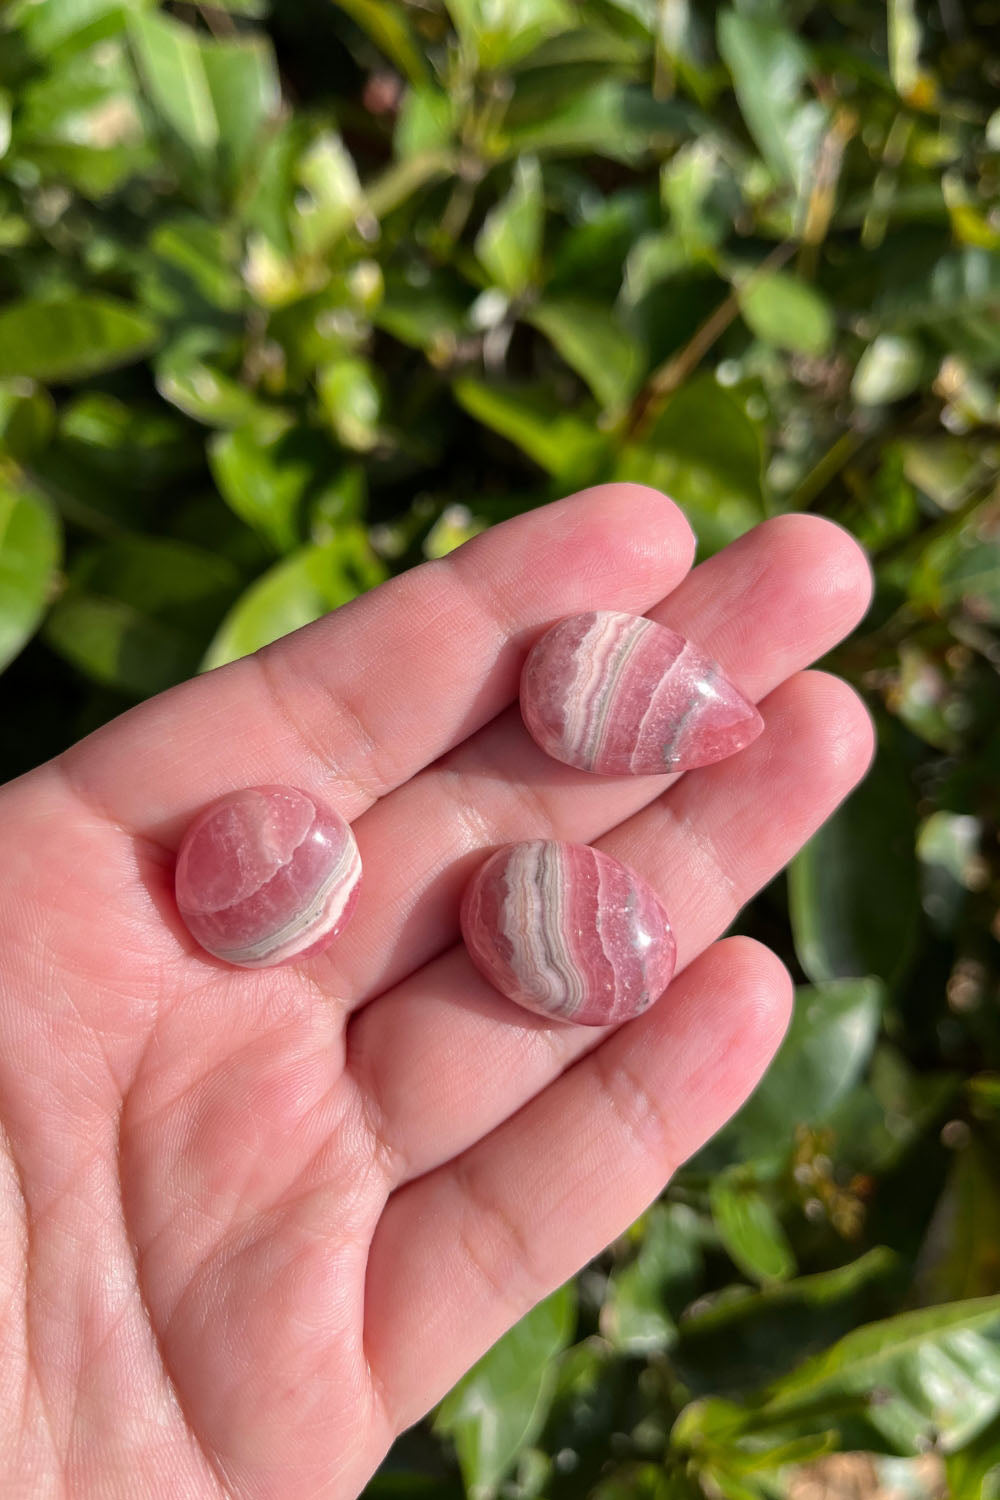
left=1, top=1, right=999, bottom=1495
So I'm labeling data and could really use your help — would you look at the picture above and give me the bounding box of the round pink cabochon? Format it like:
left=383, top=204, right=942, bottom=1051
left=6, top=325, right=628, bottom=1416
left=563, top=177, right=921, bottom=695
left=175, top=785, right=361, bottom=967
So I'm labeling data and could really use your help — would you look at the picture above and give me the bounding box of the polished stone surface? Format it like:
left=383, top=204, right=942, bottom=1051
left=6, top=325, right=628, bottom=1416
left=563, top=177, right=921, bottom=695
left=175, top=786, right=361, bottom=967
left=520, top=610, right=763, bottom=776
left=460, top=839, right=675, bottom=1025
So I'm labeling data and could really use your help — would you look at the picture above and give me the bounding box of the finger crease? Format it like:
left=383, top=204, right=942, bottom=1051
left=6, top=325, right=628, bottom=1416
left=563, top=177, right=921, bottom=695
left=452, top=1158, right=541, bottom=1318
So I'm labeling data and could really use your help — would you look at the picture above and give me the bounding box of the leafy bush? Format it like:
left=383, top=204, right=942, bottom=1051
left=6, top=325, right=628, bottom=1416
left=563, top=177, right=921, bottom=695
left=1, top=1, right=999, bottom=1496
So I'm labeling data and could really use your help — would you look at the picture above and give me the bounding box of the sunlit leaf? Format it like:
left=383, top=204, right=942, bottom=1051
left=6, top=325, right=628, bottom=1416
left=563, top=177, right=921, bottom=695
left=208, top=419, right=327, bottom=554
left=0, top=478, right=61, bottom=672
left=851, top=334, right=926, bottom=404
left=435, top=1282, right=576, bottom=1499
left=475, top=156, right=544, bottom=297
left=333, top=0, right=429, bottom=83
left=710, top=1173, right=796, bottom=1285
left=0, top=296, right=158, bottom=382
left=498, top=78, right=693, bottom=161
left=44, top=537, right=239, bottom=696
left=601, top=1203, right=705, bottom=1355
left=702, top=979, right=883, bottom=1169
left=156, top=355, right=268, bottom=428
left=0, top=380, right=56, bottom=461
left=444, top=0, right=575, bottom=70
left=128, top=10, right=280, bottom=198
left=615, top=374, right=766, bottom=553
left=202, top=527, right=385, bottom=669
left=888, top=0, right=922, bottom=100
left=673, top=1251, right=898, bottom=1399
left=317, top=357, right=382, bottom=451
left=757, top=1296, right=1000, bottom=1453
left=453, top=376, right=610, bottom=481
left=789, top=745, right=919, bottom=988
left=717, top=11, right=826, bottom=197
left=739, top=272, right=834, bottom=356
left=13, top=0, right=151, bottom=57
left=527, top=297, right=644, bottom=409
left=395, top=86, right=454, bottom=158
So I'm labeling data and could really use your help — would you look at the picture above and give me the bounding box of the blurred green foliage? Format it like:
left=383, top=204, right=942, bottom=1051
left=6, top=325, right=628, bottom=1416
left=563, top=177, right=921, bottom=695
left=1, top=0, right=999, bottom=1495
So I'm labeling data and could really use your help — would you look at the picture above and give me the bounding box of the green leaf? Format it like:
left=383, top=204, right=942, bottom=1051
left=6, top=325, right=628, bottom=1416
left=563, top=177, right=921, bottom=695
left=198, top=35, right=281, bottom=191
left=0, top=478, right=61, bottom=672
left=56, top=391, right=196, bottom=488
left=738, top=272, right=834, bottom=356
left=673, top=1250, right=898, bottom=1400
left=332, top=0, right=429, bottom=84
left=878, top=248, right=1000, bottom=327
left=661, top=141, right=731, bottom=262
left=128, top=11, right=279, bottom=197
left=12, top=0, right=151, bottom=56
left=615, top=374, right=765, bottom=553
left=527, top=297, right=644, bottom=409
left=445, top=0, right=576, bottom=70
left=453, top=377, right=610, bottom=482
left=601, top=1202, right=705, bottom=1355
left=914, top=1140, right=1000, bottom=1304
left=375, top=269, right=472, bottom=353
left=717, top=11, right=826, bottom=198
left=209, top=420, right=329, bottom=554
left=156, top=356, right=268, bottom=429
left=0, top=380, right=56, bottom=462
left=475, top=156, right=544, bottom=298
left=757, top=1296, right=1000, bottom=1453
left=710, top=1173, right=796, bottom=1285
left=888, top=0, right=922, bottom=99
left=423, top=503, right=487, bottom=559
left=317, top=357, right=382, bottom=451
left=139, top=216, right=244, bottom=321
left=851, top=334, right=926, bottom=405
left=498, top=79, right=692, bottom=161
left=833, top=444, right=919, bottom=554
left=788, top=745, right=920, bottom=987
left=291, top=130, right=365, bottom=256
left=918, top=810, right=983, bottom=933
left=939, top=534, right=1000, bottom=625
left=202, top=529, right=385, bottom=669
left=0, top=296, right=159, bottom=382
left=43, top=537, right=239, bottom=696
left=435, top=1282, right=576, bottom=1500
left=707, top=980, right=884, bottom=1168
left=129, top=12, right=214, bottom=154
left=395, top=86, right=455, bottom=158
left=947, top=1409, right=1000, bottom=1500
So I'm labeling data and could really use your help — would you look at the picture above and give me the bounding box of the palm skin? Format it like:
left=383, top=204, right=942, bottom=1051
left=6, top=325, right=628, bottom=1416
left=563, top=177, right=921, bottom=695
left=0, top=484, right=874, bottom=1500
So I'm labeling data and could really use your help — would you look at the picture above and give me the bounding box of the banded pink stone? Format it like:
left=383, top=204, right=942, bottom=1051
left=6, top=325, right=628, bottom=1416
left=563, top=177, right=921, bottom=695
left=520, top=609, right=763, bottom=776
left=175, top=785, right=361, bottom=967
left=460, top=839, right=676, bottom=1026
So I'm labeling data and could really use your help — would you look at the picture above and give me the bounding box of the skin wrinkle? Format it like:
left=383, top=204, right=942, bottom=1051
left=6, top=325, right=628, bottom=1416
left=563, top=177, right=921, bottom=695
left=449, top=1154, right=546, bottom=1322
left=63, top=1193, right=216, bottom=1499
left=343, top=1035, right=411, bottom=1191
left=428, top=766, right=499, bottom=859
left=130, top=1040, right=364, bottom=1319
left=0, top=1122, right=37, bottom=1477
left=590, top=1041, right=679, bottom=1171
left=252, top=652, right=383, bottom=810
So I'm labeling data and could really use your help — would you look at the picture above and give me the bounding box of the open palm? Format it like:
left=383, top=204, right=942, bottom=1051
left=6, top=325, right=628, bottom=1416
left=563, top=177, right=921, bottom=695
left=0, top=484, right=873, bottom=1499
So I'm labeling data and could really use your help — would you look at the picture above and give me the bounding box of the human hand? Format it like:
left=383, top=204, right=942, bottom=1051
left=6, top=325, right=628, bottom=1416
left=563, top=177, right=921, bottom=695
left=0, top=484, right=873, bottom=1499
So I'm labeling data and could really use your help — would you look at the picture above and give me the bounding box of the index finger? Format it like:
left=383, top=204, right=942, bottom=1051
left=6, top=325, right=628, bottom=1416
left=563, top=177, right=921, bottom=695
left=57, top=484, right=695, bottom=842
